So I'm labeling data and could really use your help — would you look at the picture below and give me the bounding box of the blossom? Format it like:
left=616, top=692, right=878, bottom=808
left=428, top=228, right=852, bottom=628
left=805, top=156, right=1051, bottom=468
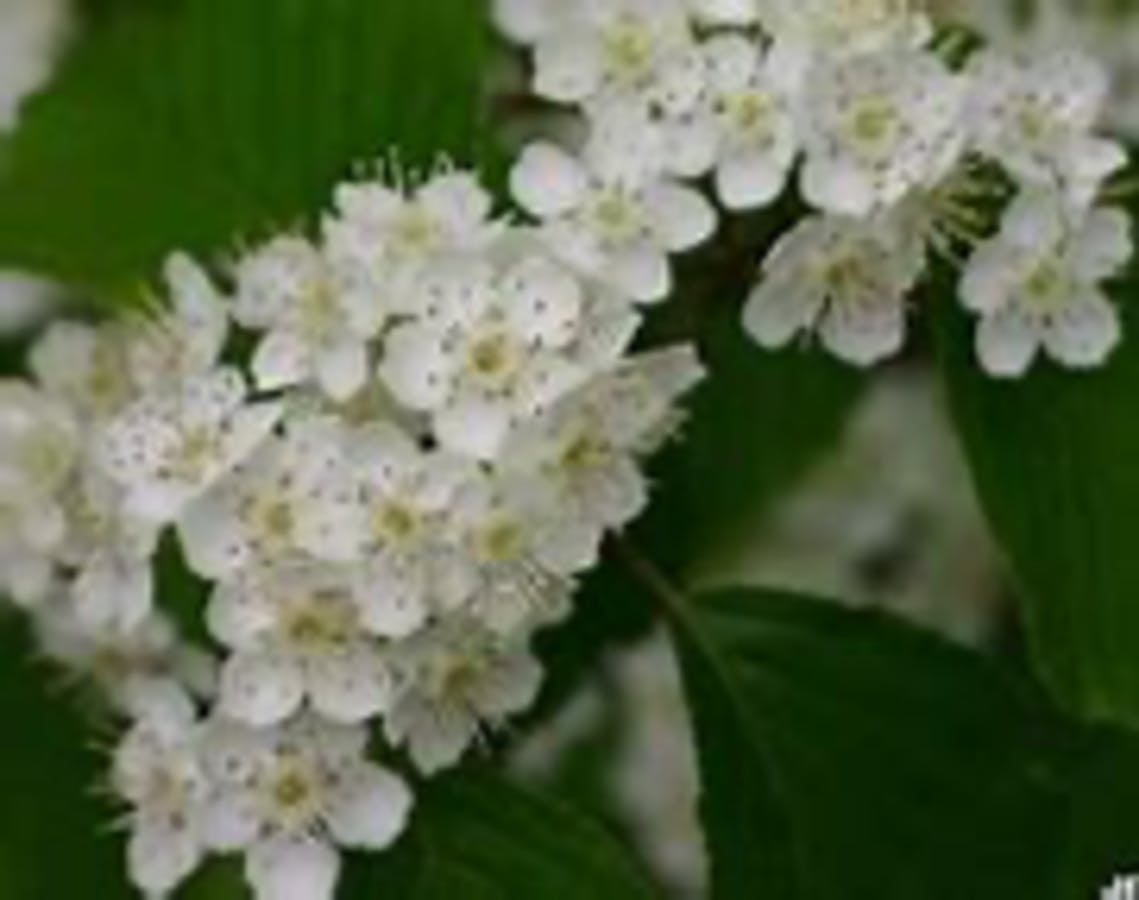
left=234, top=236, right=376, bottom=401
left=323, top=170, right=500, bottom=317
left=34, top=602, right=215, bottom=708
left=742, top=212, right=925, bottom=366
left=0, top=272, right=56, bottom=336
left=798, top=49, right=966, bottom=216
left=499, top=346, right=704, bottom=535
left=510, top=139, right=716, bottom=302
left=112, top=682, right=209, bottom=896
left=0, top=0, right=68, bottom=131
left=100, top=367, right=282, bottom=524
left=966, top=47, right=1126, bottom=205
left=127, top=253, right=229, bottom=389
left=761, top=0, right=932, bottom=63
left=1, top=154, right=706, bottom=896
left=345, top=422, right=476, bottom=636
left=0, top=381, right=78, bottom=602
left=177, top=416, right=361, bottom=580
left=207, top=561, right=392, bottom=726
left=59, top=467, right=160, bottom=634
left=523, top=0, right=702, bottom=114
left=29, top=321, right=136, bottom=422
left=385, top=619, right=544, bottom=773
left=685, top=0, right=762, bottom=26
left=448, top=471, right=581, bottom=632
left=960, top=189, right=1131, bottom=376
left=200, top=715, right=412, bottom=900
left=678, top=33, right=800, bottom=209
left=379, top=248, right=595, bottom=460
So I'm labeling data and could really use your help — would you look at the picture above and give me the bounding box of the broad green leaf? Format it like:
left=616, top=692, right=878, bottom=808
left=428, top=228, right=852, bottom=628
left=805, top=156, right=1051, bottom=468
left=670, top=588, right=1079, bottom=899
left=0, top=0, right=489, bottom=291
left=935, top=292, right=1139, bottom=726
left=342, top=769, right=658, bottom=899
left=644, top=303, right=865, bottom=577
left=1047, top=728, right=1139, bottom=897
left=0, top=618, right=130, bottom=898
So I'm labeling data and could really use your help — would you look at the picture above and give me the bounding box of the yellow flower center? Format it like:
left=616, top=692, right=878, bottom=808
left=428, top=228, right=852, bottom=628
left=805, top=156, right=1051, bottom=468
left=281, top=591, right=357, bottom=652
left=390, top=206, right=441, bottom=258
left=603, top=17, right=654, bottom=81
left=724, top=91, right=774, bottom=138
left=474, top=517, right=525, bottom=564
left=167, top=426, right=220, bottom=481
left=1023, top=256, right=1071, bottom=311
left=371, top=499, right=422, bottom=546
left=846, top=95, right=899, bottom=154
left=465, top=330, right=522, bottom=388
left=592, top=190, right=644, bottom=243
left=559, top=429, right=609, bottom=473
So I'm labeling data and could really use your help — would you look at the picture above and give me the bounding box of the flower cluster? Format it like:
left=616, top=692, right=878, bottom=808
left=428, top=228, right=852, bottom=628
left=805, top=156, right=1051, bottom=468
left=949, top=0, right=1139, bottom=143
left=0, top=167, right=701, bottom=899
left=495, top=0, right=1135, bottom=377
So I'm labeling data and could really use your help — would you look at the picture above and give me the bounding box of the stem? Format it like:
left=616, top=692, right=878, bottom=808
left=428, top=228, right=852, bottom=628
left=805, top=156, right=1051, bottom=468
left=611, top=536, right=690, bottom=622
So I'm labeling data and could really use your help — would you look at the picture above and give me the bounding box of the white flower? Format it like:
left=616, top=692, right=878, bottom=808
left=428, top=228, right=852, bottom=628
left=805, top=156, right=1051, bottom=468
left=499, top=346, right=704, bottom=534
left=510, top=140, right=716, bottom=302
left=526, top=0, right=702, bottom=114
left=208, top=561, right=392, bottom=726
left=798, top=49, right=966, bottom=216
left=0, top=0, right=68, bottom=132
left=100, top=367, right=282, bottom=524
left=126, top=253, right=230, bottom=389
left=323, top=170, right=500, bottom=314
left=200, top=715, right=412, bottom=900
left=29, top=321, right=136, bottom=422
left=960, top=189, right=1132, bottom=377
left=686, top=0, right=762, bottom=26
left=742, top=212, right=925, bottom=366
left=178, top=416, right=362, bottom=580
left=966, top=48, right=1126, bottom=207
left=385, top=620, right=543, bottom=773
left=448, top=471, right=583, bottom=633
left=234, top=236, right=375, bottom=401
left=113, top=682, right=208, bottom=897
left=345, top=422, right=477, bottom=637
left=0, top=381, right=77, bottom=601
left=676, top=34, right=800, bottom=210
left=59, top=466, right=160, bottom=634
left=762, top=0, right=932, bottom=63
left=493, top=0, right=565, bottom=43
left=379, top=249, right=594, bottom=460
left=0, top=272, right=56, bottom=336
left=34, top=603, right=214, bottom=707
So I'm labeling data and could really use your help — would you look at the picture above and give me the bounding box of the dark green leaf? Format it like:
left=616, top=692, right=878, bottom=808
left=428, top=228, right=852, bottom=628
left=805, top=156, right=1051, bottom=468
left=644, top=303, right=864, bottom=577
left=0, top=618, right=129, bottom=899
left=670, top=587, right=1077, bottom=899
left=935, top=289, right=1139, bottom=726
left=0, top=0, right=489, bottom=291
left=343, top=769, right=658, bottom=899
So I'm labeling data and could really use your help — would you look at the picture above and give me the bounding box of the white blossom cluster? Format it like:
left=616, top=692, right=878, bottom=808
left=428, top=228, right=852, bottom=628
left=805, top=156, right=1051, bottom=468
left=947, top=0, right=1139, bottom=143
left=494, top=0, right=1136, bottom=377
left=0, top=167, right=702, bottom=898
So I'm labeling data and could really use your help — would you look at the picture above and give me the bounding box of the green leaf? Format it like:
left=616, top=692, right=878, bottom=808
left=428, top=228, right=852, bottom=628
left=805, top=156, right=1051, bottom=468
left=645, top=305, right=864, bottom=577
left=0, top=0, right=489, bottom=291
left=342, top=769, right=658, bottom=899
left=0, top=618, right=130, bottom=898
left=935, top=291, right=1139, bottom=726
left=670, top=587, right=1078, bottom=899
